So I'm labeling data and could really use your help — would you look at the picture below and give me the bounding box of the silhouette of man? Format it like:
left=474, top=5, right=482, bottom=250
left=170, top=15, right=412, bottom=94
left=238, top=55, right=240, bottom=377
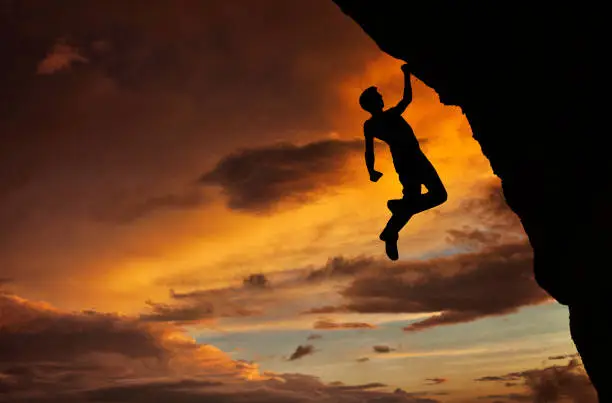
left=361, top=63, right=447, bottom=260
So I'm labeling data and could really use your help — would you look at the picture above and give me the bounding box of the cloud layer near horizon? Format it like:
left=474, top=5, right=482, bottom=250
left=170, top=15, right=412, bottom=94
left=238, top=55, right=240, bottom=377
left=1, top=291, right=589, bottom=402
left=0, top=292, right=444, bottom=403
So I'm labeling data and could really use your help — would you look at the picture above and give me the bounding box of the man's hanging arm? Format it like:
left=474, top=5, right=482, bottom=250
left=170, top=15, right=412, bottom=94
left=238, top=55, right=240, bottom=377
left=391, top=64, right=413, bottom=114
left=364, top=129, right=382, bottom=182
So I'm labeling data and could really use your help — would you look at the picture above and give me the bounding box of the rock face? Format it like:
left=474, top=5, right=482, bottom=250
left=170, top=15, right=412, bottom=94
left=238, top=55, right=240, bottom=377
left=332, top=1, right=610, bottom=400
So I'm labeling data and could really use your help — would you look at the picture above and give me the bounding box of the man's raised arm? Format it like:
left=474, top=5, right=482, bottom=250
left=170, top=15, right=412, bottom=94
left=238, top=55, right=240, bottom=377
left=390, top=64, right=413, bottom=114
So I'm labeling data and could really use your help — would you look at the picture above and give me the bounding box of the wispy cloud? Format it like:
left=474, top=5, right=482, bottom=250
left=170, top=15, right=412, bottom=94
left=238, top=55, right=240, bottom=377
left=378, top=347, right=489, bottom=360
left=373, top=345, right=395, bottom=354
left=313, top=319, right=376, bottom=330
left=548, top=353, right=579, bottom=361
left=287, top=345, right=315, bottom=361
left=424, top=378, right=447, bottom=385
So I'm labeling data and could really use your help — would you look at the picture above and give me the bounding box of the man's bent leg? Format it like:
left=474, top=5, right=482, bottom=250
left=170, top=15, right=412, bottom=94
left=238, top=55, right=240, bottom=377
left=411, top=156, right=447, bottom=214
left=380, top=157, right=446, bottom=243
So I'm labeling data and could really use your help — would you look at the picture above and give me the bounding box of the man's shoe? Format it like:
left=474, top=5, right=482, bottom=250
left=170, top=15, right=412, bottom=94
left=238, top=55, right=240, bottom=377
left=379, top=232, right=399, bottom=261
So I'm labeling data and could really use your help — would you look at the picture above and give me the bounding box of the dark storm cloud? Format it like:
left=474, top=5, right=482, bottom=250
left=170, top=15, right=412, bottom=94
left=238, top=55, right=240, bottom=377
left=288, top=345, right=315, bottom=361
left=199, top=139, right=363, bottom=212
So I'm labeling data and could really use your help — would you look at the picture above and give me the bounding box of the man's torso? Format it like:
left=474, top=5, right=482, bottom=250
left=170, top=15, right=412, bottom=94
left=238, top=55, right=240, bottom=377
left=365, top=109, right=421, bottom=164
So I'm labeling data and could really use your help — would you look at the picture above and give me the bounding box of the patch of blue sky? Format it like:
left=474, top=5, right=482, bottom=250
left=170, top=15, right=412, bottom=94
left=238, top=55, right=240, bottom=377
left=195, top=302, right=573, bottom=372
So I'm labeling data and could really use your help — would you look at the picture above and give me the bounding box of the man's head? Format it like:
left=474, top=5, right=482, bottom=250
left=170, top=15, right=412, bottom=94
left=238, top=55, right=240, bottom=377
left=359, top=86, right=384, bottom=114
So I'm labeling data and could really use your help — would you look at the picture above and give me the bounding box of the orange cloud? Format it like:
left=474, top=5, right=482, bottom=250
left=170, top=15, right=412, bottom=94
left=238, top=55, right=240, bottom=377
left=36, top=39, right=88, bottom=75
left=313, top=319, right=376, bottom=330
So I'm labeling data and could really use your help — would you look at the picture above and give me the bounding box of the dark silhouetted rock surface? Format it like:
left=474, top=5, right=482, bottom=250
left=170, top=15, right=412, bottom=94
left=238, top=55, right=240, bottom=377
left=332, top=1, right=610, bottom=400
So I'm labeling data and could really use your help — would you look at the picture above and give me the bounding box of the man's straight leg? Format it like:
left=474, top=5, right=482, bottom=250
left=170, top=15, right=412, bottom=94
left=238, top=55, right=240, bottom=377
left=380, top=176, right=420, bottom=241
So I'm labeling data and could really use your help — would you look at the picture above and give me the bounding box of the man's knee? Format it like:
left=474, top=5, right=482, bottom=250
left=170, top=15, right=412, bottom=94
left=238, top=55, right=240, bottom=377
left=429, top=185, right=447, bottom=205
left=438, top=187, right=448, bottom=204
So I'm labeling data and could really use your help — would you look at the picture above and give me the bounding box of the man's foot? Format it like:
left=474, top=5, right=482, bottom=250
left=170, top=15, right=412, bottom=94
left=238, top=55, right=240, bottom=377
left=379, top=232, right=399, bottom=261
left=384, top=239, right=399, bottom=261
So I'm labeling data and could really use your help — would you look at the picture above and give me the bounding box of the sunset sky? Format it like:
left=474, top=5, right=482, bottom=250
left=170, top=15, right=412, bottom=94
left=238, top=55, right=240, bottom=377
left=0, top=1, right=595, bottom=402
